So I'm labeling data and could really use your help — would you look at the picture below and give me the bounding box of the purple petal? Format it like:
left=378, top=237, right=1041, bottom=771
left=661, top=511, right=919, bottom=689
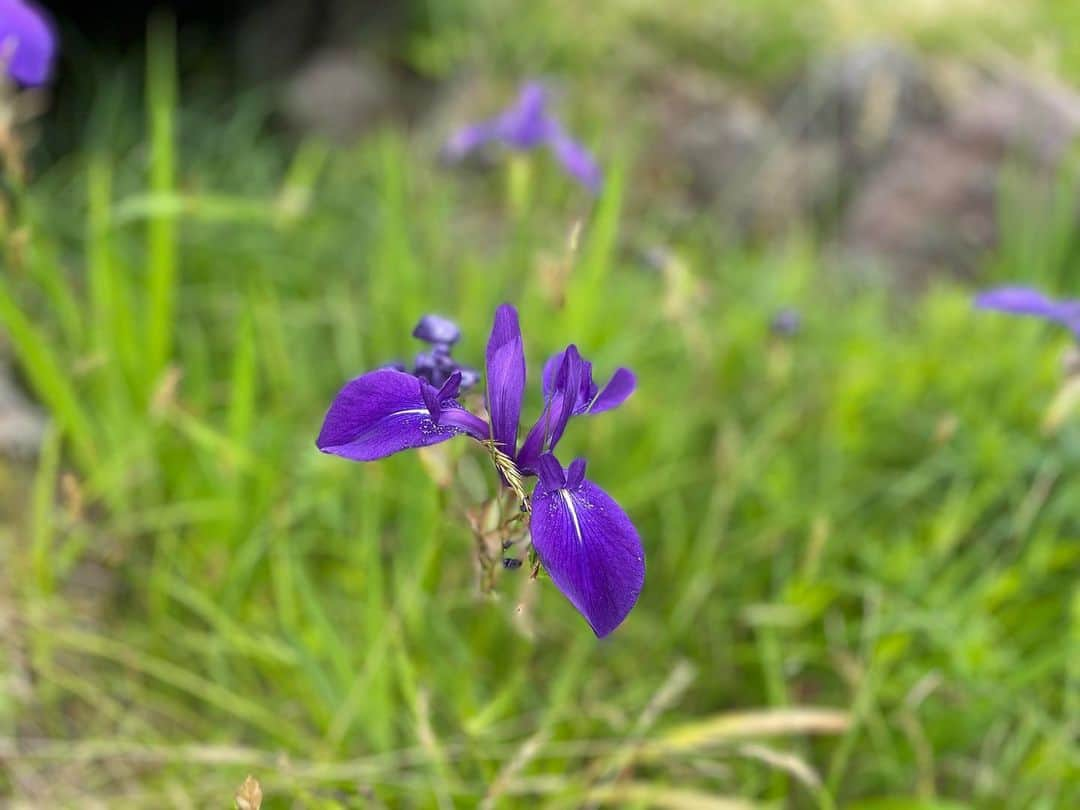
left=0, top=0, right=56, bottom=86
left=541, top=349, right=593, bottom=412
left=536, top=453, right=566, bottom=491
left=518, top=348, right=584, bottom=474
left=566, top=457, right=587, bottom=489
left=498, top=81, right=555, bottom=148
left=588, top=368, right=635, bottom=414
left=546, top=345, right=585, bottom=451
left=542, top=349, right=633, bottom=416
left=530, top=456, right=645, bottom=637
left=975, top=286, right=1080, bottom=336
left=436, top=371, right=462, bottom=402
left=516, top=413, right=547, bottom=474
left=485, top=304, right=526, bottom=456
left=541, top=351, right=565, bottom=401
left=443, top=120, right=500, bottom=161
left=317, top=369, right=482, bottom=462
left=974, top=287, right=1063, bottom=318
left=550, top=131, right=603, bottom=193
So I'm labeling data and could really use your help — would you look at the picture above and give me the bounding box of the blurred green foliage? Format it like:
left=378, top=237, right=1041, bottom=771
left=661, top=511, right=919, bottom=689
left=1, top=3, right=1078, bottom=807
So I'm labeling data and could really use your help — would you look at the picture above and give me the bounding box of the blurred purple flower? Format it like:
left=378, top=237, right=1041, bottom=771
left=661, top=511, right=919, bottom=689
left=975, top=286, right=1080, bottom=339
left=317, top=304, right=643, bottom=637
left=770, top=308, right=802, bottom=337
left=443, top=81, right=603, bottom=193
left=0, top=0, right=56, bottom=86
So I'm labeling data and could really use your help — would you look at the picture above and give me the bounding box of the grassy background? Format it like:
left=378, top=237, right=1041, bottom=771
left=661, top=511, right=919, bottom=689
left=1, top=2, right=1078, bottom=807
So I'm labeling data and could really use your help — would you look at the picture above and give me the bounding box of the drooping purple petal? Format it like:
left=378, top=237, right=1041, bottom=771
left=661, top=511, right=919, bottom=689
left=316, top=369, right=484, bottom=462
left=443, top=120, right=501, bottom=162
left=975, top=287, right=1064, bottom=318
left=550, top=130, right=603, bottom=194
left=530, top=454, right=645, bottom=638
left=588, top=368, right=636, bottom=414
left=0, top=0, right=56, bottom=86
left=975, top=286, right=1080, bottom=337
left=485, top=304, right=526, bottom=456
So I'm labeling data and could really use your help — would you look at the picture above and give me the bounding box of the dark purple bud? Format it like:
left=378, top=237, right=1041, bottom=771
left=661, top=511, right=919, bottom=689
left=770, top=308, right=802, bottom=337
left=413, top=314, right=461, bottom=347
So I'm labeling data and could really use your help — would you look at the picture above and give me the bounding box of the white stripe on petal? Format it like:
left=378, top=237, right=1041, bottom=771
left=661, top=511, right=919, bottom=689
left=558, top=489, right=584, bottom=546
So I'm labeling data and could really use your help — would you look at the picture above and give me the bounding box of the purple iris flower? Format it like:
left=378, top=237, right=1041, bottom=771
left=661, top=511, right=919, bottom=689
left=975, top=286, right=1080, bottom=339
left=317, top=304, right=643, bottom=637
left=0, top=0, right=56, bottom=86
left=770, top=308, right=802, bottom=338
left=443, top=81, right=603, bottom=194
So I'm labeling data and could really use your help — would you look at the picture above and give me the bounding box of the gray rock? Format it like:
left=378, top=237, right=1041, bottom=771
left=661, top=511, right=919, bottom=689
left=840, top=70, right=1080, bottom=286
left=649, top=45, right=946, bottom=238
left=281, top=48, right=401, bottom=142
left=779, top=42, right=946, bottom=176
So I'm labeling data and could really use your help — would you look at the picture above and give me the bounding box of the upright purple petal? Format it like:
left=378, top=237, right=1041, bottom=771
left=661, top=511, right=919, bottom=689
left=542, top=349, right=633, bottom=416
left=566, top=457, right=587, bottom=489
left=541, top=351, right=567, bottom=401
left=518, top=348, right=585, bottom=473
left=485, top=304, right=526, bottom=456
left=317, top=369, right=483, bottom=462
left=546, top=345, right=585, bottom=451
left=550, top=131, right=603, bottom=193
left=0, top=0, right=56, bottom=86
left=588, top=368, right=636, bottom=414
left=530, top=454, right=645, bottom=637
left=536, top=453, right=566, bottom=490
left=498, top=81, right=555, bottom=148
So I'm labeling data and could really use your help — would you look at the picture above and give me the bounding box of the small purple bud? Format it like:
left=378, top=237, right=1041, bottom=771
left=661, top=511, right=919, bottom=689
left=413, top=314, right=461, bottom=347
left=770, top=308, right=802, bottom=337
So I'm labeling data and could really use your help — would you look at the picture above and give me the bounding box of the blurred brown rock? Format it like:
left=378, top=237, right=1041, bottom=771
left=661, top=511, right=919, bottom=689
left=281, top=48, right=401, bottom=142
left=841, top=70, right=1080, bottom=285
left=652, top=44, right=946, bottom=238
left=781, top=42, right=946, bottom=181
